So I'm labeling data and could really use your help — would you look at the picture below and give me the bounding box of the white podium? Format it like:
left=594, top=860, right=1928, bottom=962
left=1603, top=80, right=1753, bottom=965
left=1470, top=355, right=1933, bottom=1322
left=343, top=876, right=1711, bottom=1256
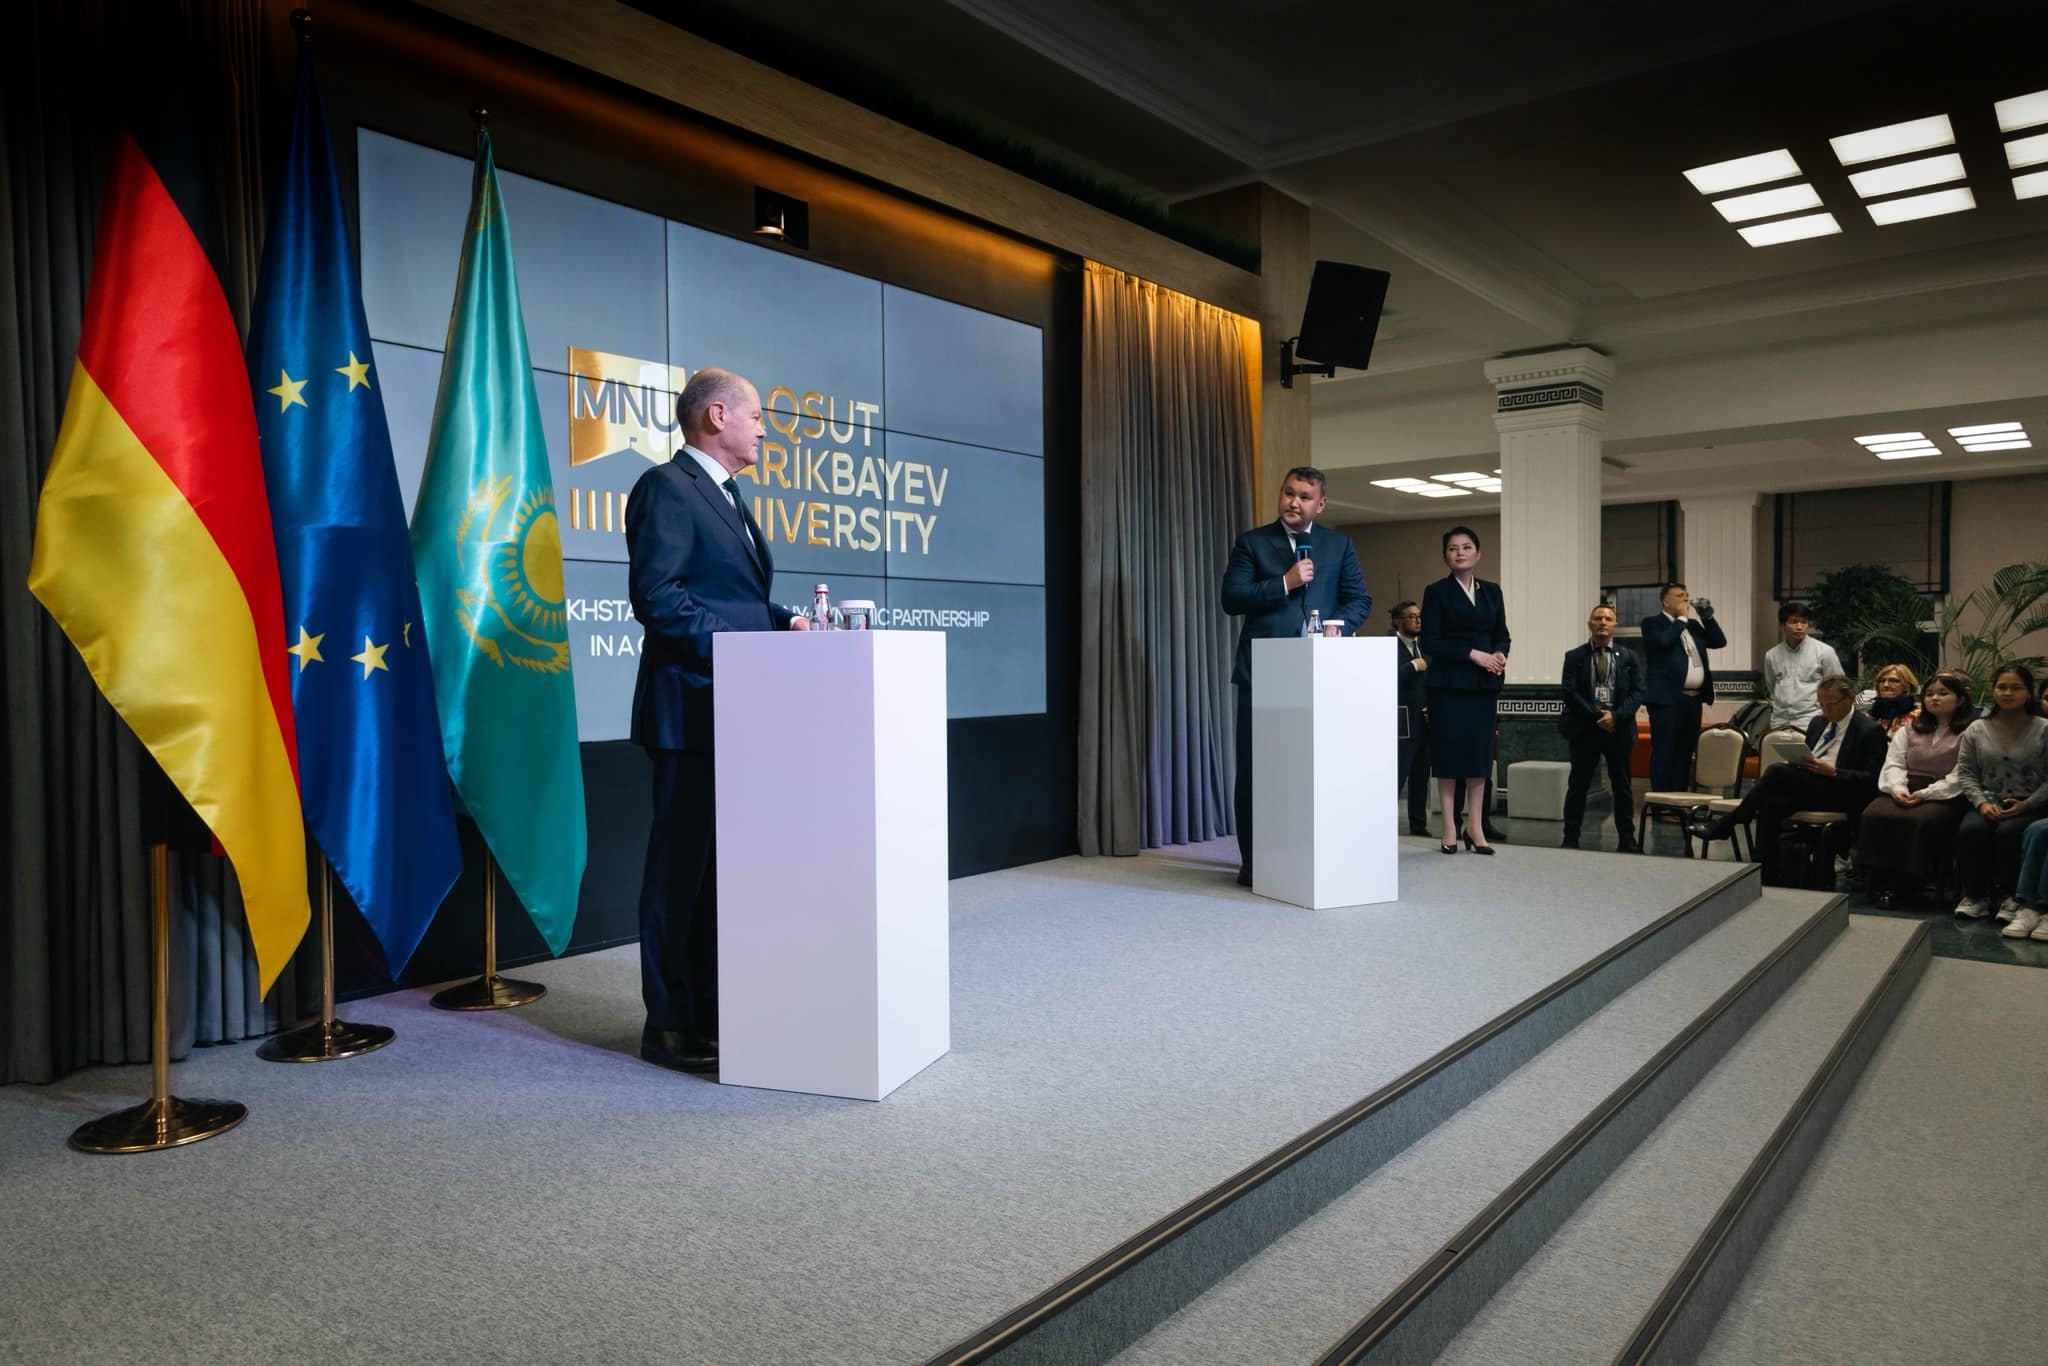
left=714, top=630, right=950, bottom=1100
left=1251, top=636, right=1398, bottom=909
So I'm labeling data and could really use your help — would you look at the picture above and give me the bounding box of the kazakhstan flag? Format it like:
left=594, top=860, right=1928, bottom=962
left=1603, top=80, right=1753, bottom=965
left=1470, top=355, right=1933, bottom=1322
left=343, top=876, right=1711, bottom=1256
left=249, top=45, right=460, bottom=972
left=410, top=129, right=586, bottom=954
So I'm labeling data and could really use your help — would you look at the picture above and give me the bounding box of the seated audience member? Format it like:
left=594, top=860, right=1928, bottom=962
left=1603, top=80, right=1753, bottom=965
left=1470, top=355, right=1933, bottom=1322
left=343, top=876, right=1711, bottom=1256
left=1855, top=671, right=1972, bottom=909
left=1865, top=663, right=1921, bottom=736
left=2005, top=813, right=2048, bottom=941
left=1693, top=674, right=1886, bottom=881
left=1952, top=663, right=2048, bottom=921
left=1761, top=601, right=1844, bottom=731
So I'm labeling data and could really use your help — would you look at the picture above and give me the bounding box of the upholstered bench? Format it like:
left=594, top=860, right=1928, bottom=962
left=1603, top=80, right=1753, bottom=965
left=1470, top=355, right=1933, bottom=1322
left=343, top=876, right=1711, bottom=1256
left=1506, top=760, right=1574, bottom=821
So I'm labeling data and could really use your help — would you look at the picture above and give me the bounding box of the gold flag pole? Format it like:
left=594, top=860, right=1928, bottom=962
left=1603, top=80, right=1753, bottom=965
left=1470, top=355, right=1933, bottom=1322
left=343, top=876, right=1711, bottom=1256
left=71, top=845, right=248, bottom=1153
left=258, top=854, right=395, bottom=1061
left=430, top=846, right=545, bottom=1010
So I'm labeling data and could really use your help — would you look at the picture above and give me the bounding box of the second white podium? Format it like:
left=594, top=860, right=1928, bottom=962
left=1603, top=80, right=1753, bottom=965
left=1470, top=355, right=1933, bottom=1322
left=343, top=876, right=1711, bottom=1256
left=1251, top=636, right=1398, bottom=909
left=714, top=629, right=949, bottom=1101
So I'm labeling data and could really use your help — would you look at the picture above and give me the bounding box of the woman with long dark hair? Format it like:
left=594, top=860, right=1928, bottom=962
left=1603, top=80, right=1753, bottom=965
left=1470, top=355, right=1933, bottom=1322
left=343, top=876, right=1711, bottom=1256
left=1419, top=525, right=1509, bottom=854
left=1951, top=662, right=2048, bottom=921
left=1854, top=671, right=1973, bottom=909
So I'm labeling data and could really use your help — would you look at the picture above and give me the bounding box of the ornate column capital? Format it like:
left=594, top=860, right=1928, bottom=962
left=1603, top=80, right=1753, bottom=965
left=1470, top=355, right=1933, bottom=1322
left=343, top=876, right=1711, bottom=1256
left=1484, top=346, right=1616, bottom=434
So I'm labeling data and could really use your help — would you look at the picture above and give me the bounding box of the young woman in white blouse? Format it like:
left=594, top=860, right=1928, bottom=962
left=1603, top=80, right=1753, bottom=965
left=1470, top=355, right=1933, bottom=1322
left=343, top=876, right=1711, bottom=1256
left=1854, top=671, right=1972, bottom=910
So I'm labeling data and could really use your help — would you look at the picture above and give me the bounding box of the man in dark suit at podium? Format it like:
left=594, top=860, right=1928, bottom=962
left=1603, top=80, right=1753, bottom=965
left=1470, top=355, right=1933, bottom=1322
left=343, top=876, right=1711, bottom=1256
left=626, top=367, right=810, bottom=1074
left=1641, top=582, right=1728, bottom=793
left=1220, top=466, right=1370, bottom=885
left=1559, top=604, right=1646, bottom=853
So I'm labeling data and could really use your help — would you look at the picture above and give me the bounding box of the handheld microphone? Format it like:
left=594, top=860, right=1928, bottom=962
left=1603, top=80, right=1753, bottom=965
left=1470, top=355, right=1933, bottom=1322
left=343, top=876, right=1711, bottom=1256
left=1295, top=540, right=1313, bottom=562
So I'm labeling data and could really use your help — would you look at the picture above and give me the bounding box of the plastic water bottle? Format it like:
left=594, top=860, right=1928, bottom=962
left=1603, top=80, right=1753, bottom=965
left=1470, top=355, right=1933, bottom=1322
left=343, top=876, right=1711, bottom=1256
left=813, top=583, right=832, bottom=629
left=1305, top=608, right=1321, bottom=638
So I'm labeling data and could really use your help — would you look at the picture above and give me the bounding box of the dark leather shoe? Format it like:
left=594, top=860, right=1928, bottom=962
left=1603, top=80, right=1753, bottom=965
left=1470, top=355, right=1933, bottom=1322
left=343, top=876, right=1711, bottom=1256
left=1561, top=834, right=1582, bottom=850
left=1409, top=823, right=1430, bottom=837
left=1689, top=818, right=1733, bottom=843
left=1617, top=840, right=1645, bottom=855
left=641, top=1027, right=717, bottom=1074
left=1236, top=867, right=1253, bottom=886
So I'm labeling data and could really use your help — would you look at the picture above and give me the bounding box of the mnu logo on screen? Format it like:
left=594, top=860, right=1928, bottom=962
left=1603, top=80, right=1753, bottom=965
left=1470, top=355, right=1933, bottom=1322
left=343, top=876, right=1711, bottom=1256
left=564, top=346, right=945, bottom=557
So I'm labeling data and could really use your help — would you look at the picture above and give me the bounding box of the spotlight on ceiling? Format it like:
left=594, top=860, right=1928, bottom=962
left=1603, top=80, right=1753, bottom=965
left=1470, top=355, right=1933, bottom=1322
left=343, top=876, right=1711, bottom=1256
left=1830, top=114, right=1955, bottom=166
left=753, top=187, right=809, bottom=249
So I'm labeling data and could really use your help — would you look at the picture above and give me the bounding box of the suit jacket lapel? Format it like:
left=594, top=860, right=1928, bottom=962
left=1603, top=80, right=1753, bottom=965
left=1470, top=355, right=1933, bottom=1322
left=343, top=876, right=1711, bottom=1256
left=685, top=461, right=768, bottom=584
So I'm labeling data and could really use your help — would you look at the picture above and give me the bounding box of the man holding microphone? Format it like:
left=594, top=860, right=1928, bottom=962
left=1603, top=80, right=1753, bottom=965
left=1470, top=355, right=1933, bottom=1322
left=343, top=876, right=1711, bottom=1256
left=1641, top=582, right=1728, bottom=794
left=1220, top=466, right=1370, bottom=886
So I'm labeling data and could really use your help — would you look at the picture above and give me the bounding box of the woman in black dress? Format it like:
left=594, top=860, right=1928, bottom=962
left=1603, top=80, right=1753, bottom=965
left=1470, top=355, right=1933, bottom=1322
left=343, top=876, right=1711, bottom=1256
left=1420, top=525, right=1511, bottom=853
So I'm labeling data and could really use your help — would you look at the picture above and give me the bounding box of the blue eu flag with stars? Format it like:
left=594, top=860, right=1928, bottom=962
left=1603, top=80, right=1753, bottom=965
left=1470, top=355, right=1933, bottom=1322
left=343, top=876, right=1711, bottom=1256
left=248, top=45, right=461, bottom=972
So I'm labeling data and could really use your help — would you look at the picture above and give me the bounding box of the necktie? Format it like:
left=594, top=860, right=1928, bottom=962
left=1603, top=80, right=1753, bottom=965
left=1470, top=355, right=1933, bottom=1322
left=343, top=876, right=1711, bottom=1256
left=1820, top=722, right=1837, bottom=756
left=1595, top=648, right=1609, bottom=689
left=722, top=478, right=764, bottom=568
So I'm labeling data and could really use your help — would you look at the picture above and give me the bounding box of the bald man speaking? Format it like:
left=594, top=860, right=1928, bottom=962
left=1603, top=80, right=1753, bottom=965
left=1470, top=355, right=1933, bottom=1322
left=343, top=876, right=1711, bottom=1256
left=626, top=367, right=810, bottom=1075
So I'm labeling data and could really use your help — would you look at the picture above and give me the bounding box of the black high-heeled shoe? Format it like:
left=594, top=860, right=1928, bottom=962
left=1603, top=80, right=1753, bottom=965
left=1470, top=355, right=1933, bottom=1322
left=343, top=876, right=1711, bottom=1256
left=1461, top=831, right=1496, bottom=855
left=1439, top=841, right=1458, bottom=854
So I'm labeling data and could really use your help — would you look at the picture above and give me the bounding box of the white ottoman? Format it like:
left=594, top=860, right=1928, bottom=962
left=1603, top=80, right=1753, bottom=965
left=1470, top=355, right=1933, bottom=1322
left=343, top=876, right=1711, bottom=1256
left=1507, top=760, right=1574, bottom=821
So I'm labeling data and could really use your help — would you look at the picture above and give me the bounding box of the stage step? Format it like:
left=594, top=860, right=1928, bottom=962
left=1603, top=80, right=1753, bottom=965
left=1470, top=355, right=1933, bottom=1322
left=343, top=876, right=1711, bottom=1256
left=1104, top=888, right=1848, bottom=1366
left=1695, top=957, right=2048, bottom=1366
left=924, top=864, right=1764, bottom=1366
left=1395, top=914, right=1929, bottom=1366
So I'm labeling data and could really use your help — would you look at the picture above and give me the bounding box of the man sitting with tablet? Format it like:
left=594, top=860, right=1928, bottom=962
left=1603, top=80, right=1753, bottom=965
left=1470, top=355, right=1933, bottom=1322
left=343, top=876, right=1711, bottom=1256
left=1692, top=674, right=1886, bottom=878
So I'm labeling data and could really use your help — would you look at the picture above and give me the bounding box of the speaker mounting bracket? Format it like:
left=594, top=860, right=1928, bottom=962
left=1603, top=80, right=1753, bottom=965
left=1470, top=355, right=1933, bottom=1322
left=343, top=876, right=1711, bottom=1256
left=1279, top=337, right=1336, bottom=389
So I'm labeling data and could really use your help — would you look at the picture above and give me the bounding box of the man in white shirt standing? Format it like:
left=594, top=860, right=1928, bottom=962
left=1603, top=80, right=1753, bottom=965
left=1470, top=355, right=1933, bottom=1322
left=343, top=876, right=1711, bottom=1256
left=1760, top=601, right=1843, bottom=731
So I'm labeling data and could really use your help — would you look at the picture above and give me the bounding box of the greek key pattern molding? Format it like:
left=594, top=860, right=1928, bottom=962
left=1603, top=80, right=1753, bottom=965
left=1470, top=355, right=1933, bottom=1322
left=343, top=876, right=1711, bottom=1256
left=1496, top=382, right=1605, bottom=414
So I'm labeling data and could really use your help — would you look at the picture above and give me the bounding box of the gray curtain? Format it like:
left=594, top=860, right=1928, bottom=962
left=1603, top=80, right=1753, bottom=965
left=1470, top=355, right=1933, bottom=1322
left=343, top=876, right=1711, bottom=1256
left=3, top=0, right=302, bottom=1085
left=1079, top=261, right=1255, bottom=855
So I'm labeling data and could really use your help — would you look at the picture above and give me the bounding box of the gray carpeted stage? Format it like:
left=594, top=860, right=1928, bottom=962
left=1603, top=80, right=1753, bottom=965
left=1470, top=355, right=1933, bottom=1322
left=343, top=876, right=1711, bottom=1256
left=0, top=836, right=2036, bottom=1364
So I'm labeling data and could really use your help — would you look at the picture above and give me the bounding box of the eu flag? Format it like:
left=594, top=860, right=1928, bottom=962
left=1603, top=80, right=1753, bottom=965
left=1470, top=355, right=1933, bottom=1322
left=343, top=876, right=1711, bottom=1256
left=247, top=46, right=461, bottom=972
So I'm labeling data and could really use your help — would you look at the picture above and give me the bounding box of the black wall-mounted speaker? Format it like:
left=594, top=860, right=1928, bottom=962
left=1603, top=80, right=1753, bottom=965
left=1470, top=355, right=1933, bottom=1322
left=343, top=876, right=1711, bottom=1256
left=1296, top=261, right=1391, bottom=371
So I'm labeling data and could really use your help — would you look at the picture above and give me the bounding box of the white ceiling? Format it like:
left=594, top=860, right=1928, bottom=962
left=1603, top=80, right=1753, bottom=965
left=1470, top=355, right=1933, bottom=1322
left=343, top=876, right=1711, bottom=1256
left=659, top=0, right=2048, bottom=516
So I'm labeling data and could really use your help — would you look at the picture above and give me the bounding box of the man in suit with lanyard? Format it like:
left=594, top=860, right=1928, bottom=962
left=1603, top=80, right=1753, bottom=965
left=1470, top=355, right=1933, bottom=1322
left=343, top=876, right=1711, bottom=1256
left=1220, top=466, right=1370, bottom=886
left=1641, top=582, right=1728, bottom=793
left=1559, top=604, right=1646, bottom=852
left=1692, top=674, right=1887, bottom=878
left=1392, top=600, right=1431, bottom=836
left=626, top=368, right=811, bottom=1074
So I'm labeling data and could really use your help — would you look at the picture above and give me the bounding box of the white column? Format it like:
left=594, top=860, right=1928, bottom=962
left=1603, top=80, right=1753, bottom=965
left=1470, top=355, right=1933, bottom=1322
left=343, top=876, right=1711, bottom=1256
left=1485, top=348, right=1615, bottom=686
left=1680, top=493, right=1761, bottom=715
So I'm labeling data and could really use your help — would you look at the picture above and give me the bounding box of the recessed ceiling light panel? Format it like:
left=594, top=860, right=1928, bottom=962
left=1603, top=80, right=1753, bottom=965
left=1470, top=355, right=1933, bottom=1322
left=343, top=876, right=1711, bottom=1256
left=1995, top=90, right=2048, bottom=134
left=1432, top=472, right=1491, bottom=484
left=1712, top=183, right=1824, bottom=223
left=1875, top=448, right=1941, bottom=460
left=1738, top=212, right=1842, bottom=246
left=1683, top=149, right=1801, bottom=195
left=1867, top=440, right=1939, bottom=453
left=1855, top=432, right=1926, bottom=445
left=1370, top=478, right=1428, bottom=489
left=2005, top=131, right=2048, bottom=171
left=1415, top=486, right=1473, bottom=497
left=1956, top=438, right=2033, bottom=452
left=1948, top=422, right=2023, bottom=437
left=1848, top=153, right=1966, bottom=199
left=2015, top=170, right=2048, bottom=200
left=1830, top=114, right=1955, bottom=166
left=1866, top=186, right=1976, bottom=224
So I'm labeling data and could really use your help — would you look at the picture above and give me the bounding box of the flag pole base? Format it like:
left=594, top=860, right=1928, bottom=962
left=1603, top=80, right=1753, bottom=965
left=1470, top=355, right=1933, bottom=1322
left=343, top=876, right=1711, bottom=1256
left=69, top=1096, right=247, bottom=1154
left=429, top=974, right=546, bottom=1011
left=257, top=1018, right=396, bottom=1062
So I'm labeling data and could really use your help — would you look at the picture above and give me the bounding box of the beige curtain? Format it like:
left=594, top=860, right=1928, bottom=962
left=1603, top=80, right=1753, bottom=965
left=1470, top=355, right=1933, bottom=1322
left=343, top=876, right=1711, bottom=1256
left=1079, top=261, right=1256, bottom=855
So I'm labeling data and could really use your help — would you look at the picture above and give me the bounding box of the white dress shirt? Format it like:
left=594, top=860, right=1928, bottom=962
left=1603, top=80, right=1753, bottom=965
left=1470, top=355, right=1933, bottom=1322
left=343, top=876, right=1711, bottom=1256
left=1665, top=612, right=1705, bottom=692
left=684, top=443, right=754, bottom=550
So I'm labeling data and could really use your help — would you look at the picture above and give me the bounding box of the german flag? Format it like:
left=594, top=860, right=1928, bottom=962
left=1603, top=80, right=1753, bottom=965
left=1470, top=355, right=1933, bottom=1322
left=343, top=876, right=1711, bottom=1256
left=27, top=26, right=308, bottom=992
